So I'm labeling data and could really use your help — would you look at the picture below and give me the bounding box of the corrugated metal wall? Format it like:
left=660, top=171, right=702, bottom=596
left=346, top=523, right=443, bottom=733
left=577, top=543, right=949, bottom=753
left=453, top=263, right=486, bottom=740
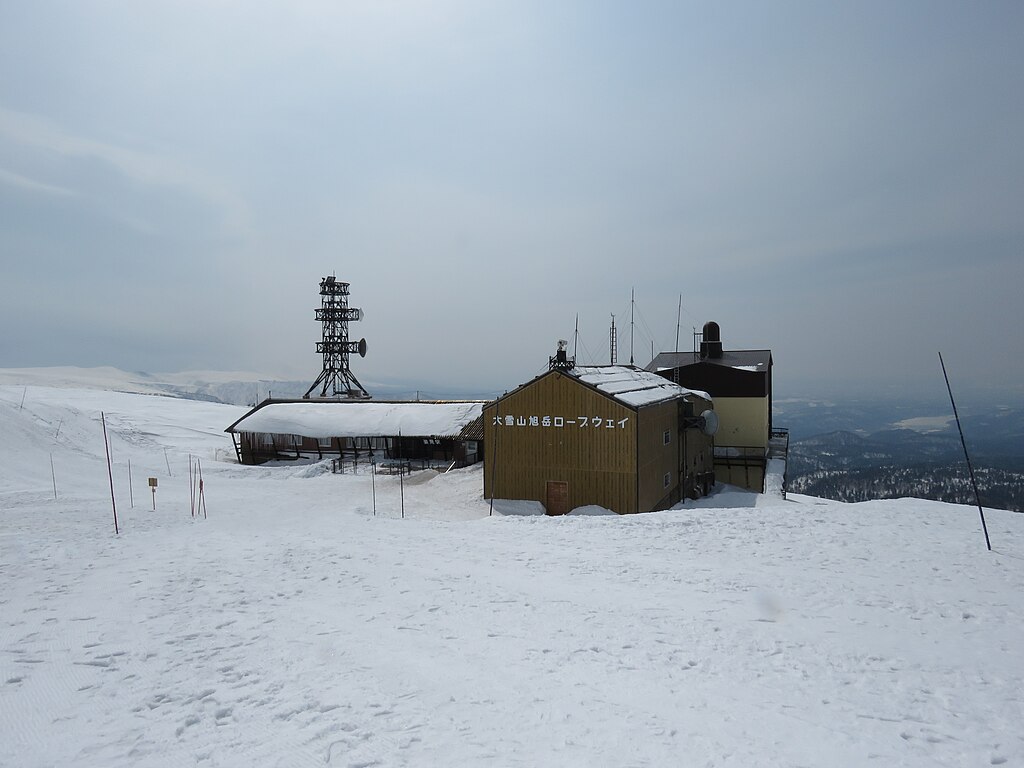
left=483, top=372, right=639, bottom=514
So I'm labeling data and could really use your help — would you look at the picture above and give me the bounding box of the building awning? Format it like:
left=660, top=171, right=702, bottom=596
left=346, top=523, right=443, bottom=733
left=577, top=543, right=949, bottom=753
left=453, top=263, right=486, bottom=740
left=226, top=400, right=486, bottom=439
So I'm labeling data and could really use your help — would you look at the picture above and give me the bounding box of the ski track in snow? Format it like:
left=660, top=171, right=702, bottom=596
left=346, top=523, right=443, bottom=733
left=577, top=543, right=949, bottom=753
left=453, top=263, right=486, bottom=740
left=1, top=383, right=1022, bottom=767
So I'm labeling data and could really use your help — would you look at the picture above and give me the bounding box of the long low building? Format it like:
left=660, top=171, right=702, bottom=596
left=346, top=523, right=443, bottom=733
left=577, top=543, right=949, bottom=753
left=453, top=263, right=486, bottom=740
left=225, top=399, right=486, bottom=466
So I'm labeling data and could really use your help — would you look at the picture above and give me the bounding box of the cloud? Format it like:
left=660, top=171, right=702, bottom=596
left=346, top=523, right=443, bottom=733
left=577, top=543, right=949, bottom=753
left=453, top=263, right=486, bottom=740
left=0, top=108, right=252, bottom=239
left=0, top=166, right=75, bottom=197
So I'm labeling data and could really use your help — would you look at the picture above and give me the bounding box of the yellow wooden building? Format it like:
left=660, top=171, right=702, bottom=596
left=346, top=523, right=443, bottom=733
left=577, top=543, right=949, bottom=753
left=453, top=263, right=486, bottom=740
left=483, top=363, right=715, bottom=515
left=648, top=321, right=785, bottom=493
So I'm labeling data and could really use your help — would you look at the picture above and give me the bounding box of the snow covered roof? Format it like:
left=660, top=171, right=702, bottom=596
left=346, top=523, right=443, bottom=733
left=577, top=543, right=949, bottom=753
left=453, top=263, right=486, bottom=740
left=569, top=366, right=710, bottom=407
left=226, top=400, right=485, bottom=439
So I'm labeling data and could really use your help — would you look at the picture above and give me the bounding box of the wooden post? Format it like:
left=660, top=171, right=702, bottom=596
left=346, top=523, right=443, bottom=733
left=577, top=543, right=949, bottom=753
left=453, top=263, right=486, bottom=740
left=398, top=431, right=405, bottom=519
left=197, top=459, right=207, bottom=519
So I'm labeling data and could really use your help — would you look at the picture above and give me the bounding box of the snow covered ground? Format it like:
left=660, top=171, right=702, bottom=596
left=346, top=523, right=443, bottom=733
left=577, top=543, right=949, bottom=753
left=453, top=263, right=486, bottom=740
left=1, top=380, right=1022, bottom=767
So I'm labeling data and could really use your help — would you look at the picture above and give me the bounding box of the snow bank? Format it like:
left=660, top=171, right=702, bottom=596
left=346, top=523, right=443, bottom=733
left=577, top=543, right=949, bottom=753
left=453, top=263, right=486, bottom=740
left=1, top=383, right=1022, bottom=768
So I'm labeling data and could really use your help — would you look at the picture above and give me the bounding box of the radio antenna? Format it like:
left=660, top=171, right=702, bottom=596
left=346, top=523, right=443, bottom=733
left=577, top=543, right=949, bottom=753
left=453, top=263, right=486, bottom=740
left=675, top=294, right=682, bottom=353
left=629, top=288, right=635, bottom=366
left=303, top=275, right=370, bottom=399
left=609, top=314, right=617, bottom=364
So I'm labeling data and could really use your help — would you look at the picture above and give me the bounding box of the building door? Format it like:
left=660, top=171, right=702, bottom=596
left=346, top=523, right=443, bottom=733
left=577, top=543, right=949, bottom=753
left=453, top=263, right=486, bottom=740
left=545, top=480, right=569, bottom=516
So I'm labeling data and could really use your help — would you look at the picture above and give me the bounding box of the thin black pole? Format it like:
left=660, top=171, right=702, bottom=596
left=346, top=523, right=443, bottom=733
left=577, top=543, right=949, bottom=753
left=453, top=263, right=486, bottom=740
left=128, top=459, right=134, bottom=508
left=573, top=313, right=579, bottom=362
left=101, top=412, right=118, bottom=535
left=371, top=457, right=377, bottom=516
left=675, top=294, right=682, bottom=353
left=939, top=352, right=991, bottom=551
left=629, top=288, right=635, bottom=366
left=50, top=453, right=57, bottom=500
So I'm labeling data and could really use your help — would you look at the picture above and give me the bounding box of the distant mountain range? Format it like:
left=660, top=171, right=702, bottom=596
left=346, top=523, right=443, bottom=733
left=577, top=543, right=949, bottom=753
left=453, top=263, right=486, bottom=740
left=0, top=366, right=498, bottom=406
left=781, top=397, right=1024, bottom=512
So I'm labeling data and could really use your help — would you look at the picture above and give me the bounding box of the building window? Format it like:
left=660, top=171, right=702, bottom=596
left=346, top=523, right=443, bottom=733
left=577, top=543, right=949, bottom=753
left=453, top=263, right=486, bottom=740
left=664, top=472, right=671, bottom=488
left=663, top=430, right=671, bottom=445
left=318, top=437, right=333, bottom=448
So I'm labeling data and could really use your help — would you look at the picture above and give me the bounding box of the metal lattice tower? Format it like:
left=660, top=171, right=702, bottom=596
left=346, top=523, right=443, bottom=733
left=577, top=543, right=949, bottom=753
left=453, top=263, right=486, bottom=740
left=609, top=314, right=618, bottom=365
left=303, top=276, right=370, bottom=399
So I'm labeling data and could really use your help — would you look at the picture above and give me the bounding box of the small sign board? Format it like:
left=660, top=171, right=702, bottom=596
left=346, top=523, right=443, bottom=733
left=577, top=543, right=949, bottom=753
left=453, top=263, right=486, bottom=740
left=148, top=477, right=158, bottom=488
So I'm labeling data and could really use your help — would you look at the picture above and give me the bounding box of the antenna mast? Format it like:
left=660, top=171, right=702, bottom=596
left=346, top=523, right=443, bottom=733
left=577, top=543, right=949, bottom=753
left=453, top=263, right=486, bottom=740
left=303, top=275, right=370, bottom=399
left=609, top=314, right=617, bottom=364
left=629, top=287, right=635, bottom=366
left=675, top=294, right=682, bottom=353
left=573, top=313, right=580, bottom=361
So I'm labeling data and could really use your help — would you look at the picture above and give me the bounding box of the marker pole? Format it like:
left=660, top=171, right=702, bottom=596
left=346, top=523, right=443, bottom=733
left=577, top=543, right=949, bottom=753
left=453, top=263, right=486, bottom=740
left=939, top=352, right=991, bottom=551
left=102, top=412, right=118, bottom=535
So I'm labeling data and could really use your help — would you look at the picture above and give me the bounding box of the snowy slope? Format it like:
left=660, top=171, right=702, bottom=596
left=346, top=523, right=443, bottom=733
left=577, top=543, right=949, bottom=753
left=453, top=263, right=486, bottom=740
left=0, top=366, right=307, bottom=405
left=1, top=383, right=1022, bottom=767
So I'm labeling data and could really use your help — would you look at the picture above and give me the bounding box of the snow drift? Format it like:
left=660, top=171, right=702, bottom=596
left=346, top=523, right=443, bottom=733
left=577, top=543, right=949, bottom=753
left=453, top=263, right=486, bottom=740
left=1, top=378, right=1021, bottom=767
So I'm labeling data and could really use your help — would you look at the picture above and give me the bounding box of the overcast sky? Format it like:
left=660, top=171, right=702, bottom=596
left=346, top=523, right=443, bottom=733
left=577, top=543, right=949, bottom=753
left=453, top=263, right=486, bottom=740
left=2, top=1, right=1022, bottom=400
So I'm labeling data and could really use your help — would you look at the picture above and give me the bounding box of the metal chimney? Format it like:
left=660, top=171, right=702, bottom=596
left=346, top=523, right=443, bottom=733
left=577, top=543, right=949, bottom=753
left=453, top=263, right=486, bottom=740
left=549, top=339, right=575, bottom=371
left=700, top=321, right=723, bottom=359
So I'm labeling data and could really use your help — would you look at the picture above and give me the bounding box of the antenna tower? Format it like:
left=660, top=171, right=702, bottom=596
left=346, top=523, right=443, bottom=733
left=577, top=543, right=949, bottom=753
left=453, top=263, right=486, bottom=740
left=629, top=287, right=635, bottom=366
left=609, top=314, right=618, bottom=364
left=303, top=276, right=370, bottom=399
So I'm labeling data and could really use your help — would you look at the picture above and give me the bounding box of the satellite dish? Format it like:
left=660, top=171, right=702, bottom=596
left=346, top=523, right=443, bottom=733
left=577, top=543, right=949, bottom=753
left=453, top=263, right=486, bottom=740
left=357, top=338, right=367, bottom=357
left=700, top=409, right=719, bottom=436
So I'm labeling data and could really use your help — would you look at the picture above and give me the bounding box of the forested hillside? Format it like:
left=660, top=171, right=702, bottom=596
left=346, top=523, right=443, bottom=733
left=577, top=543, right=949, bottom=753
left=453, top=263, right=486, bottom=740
left=788, top=430, right=1024, bottom=511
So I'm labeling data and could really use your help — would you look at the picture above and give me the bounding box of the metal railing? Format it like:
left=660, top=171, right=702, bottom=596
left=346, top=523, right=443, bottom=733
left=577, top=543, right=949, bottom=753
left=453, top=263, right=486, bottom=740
left=769, top=428, right=790, bottom=459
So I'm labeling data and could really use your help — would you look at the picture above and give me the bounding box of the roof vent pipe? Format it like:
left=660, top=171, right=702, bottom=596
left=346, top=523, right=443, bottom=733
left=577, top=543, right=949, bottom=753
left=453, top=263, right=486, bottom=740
left=700, top=321, right=723, bottom=359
